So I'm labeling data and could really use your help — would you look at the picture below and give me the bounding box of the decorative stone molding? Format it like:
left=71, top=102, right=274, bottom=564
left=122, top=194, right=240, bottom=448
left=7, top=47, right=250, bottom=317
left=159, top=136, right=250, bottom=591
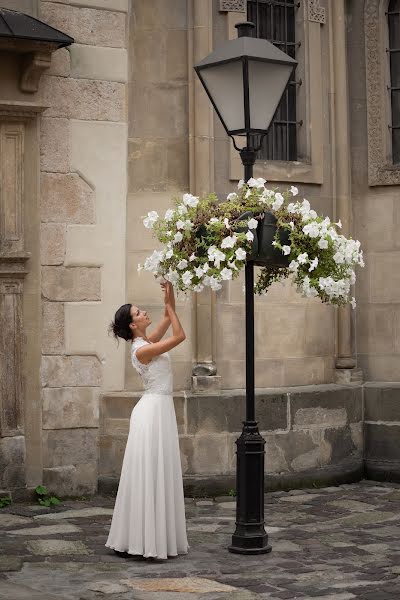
left=365, top=0, right=400, bottom=185
left=0, top=101, right=48, bottom=120
left=219, top=0, right=246, bottom=12
left=20, top=51, right=52, bottom=93
left=308, top=0, right=326, bottom=24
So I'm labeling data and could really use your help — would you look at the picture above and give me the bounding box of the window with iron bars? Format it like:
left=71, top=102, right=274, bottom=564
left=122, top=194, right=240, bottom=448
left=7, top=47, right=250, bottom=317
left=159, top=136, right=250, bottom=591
left=388, top=0, right=400, bottom=164
left=247, top=0, right=301, bottom=161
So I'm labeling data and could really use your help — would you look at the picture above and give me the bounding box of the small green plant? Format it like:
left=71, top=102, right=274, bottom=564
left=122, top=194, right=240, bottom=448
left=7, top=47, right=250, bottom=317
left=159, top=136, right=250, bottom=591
left=228, top=489, right=236, bottom=497
left=35, top=485, right=61, bottom=507
left=0, top=496, right=11, bottom=509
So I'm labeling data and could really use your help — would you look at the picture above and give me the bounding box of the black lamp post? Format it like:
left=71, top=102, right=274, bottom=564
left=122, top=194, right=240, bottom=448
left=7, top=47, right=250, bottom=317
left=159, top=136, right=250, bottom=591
left=195, top=22, right=297, bottom=555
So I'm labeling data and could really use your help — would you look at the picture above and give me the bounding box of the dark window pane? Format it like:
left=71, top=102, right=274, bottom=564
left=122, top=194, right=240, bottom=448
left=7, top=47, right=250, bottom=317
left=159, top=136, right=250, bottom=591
left=247, top=0, right=298, bottom=161
left=388, top=0, right=400, bottom=163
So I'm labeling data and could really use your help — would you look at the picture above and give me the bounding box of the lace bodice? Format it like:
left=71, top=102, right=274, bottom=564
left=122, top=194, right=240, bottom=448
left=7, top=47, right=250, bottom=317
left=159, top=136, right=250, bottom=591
left=131, top=338, right=173, bottom=395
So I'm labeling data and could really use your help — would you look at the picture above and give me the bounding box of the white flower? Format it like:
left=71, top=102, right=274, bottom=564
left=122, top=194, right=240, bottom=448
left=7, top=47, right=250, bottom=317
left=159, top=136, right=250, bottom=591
left=245, top=189, right=252, bottom=199
left=176, top=219, right=185, bottom=230
left=143, top=210, right=159, bottom=229
left=287, top=202, right=297, bottom=214
left=165, top=249, right=173, bottom=259
left=303, top=222, right=320, bottom=238
left=173, top=231, right=183, bottom=244
left=208, top=246, right=226, bottom=268
left=228, top=260, right=238, bottom=270
left=290, top=186, right=298, bottom=196
left=282, top=245, right=291, bottom=256
left=177, top=259, right=188, bottom=270
left=289, top=260, right=299, bottom=273
left=235, top=248, right=247, bottom=261
left=289, top=221, right=295, bottom=230
left=183, top=219, right=193, bottom=230
left=166, top=230, right=173, bottom=237
left=203, top=262, right=210, bottom=273
left=182, top=270, right=193, bottom=286
left=272, top=192, right=284, bottom=211
left=224, top=217, right=231, bottom=229
left=177, top=204, right=188, bottom=215
left=143, top=250, right=163, bottom=274
left=220, top=267, right=233, bottom=281
left=209, top=217, right=219, bottom=224
left=318, top=237, right=329, bottom=249
left=350, top=270, right=356, bottom=285
left=182, top=193, right=199, bottom=208
left=193, top=283, right=204, bottom=293
left=237, top=179, right=244, bottom=190
left=227, top=192, right=238, bottom=201
left=221, top=235, right=237, bottom=249
left=205, top=275, right=222, bottom=291
left=309, top=257, right=318, bottom=272
left=246, top=230, right=254, bottom=242
left=195, top=266, right=204, bottom=278
left=335, top=219, right=342, bottom=229
left=247, top=177, right=266, bottom=189
left=333, top=252, right=345, bottom=264
left=247, top=218, right=258, bottom=230
left=350, top=296, right=357, bottom=309
left=165, top=269, right=179, bottom=284
left=297, top=252, right=308, bottom=264
left=189, top=253, right=196, bottom=261
left=164, top=209, right=174, bottom=221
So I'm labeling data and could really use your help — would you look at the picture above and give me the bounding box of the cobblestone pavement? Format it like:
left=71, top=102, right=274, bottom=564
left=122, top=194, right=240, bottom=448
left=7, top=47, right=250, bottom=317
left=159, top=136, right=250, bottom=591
left=1, top=481, right=400, bottom=600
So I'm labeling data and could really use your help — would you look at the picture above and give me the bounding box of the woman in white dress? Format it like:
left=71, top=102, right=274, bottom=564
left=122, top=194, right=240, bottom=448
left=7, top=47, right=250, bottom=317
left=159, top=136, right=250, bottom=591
left=105, top=281, right=189, bottom=560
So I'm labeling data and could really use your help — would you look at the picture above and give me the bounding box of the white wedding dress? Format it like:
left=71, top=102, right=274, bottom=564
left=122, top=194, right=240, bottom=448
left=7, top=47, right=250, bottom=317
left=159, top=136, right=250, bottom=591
left=105, top=337, right=189, bottom=559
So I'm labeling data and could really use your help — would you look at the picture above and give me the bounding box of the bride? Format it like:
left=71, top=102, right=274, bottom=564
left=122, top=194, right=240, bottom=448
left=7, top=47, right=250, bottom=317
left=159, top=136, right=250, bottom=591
left=105, top=281, right=189, bottom=560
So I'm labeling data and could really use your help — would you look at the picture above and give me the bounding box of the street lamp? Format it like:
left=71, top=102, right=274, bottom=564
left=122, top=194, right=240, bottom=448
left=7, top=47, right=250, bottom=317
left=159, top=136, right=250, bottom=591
left=195, top=22, right=297, bottom=555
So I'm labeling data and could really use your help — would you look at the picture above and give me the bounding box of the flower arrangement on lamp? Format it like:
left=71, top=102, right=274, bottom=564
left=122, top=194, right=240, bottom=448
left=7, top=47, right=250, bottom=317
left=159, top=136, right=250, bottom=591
left=140, top=179, right=364, bottom=308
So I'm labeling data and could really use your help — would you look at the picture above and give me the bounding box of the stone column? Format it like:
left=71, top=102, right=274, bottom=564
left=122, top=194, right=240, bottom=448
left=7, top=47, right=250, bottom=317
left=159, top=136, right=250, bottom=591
left=331, top=0, right=361, bottom=383
left=188, top=0, right=220, bottom=392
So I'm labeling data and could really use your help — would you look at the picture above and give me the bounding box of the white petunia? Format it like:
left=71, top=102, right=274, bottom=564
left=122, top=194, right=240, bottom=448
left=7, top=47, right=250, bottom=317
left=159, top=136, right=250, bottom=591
left=176, top=219, right=185, bottom=230
left=282, top=245, right=291, bottom=256
left=143, top=210, right=159, bottom=229
left=237, top=179, right=244, bottom=190
left=182, top=193, right=199, bottom=208
left=173, top=231, right=183, bottom=244
left=220, top=267, right=233, bottom=281
left=164, top=209, right=174, bottom=221
left=228, top=260, right=238, bottom=270
left=245, top=189, right=252, bottom=199
left=246, top=230, right=254, bottom=242
left=247, top=177, right=266, bottom=189
left=193, top=283, right=204, bottom=293
left=165, top=269, right=179, bottom=284
left=182, top=271, right=193, bottom=286
left=303, top=222, right=320, bottom=238
left=165, top=249, right=173, bottom=259
left=289, top=260, right=299, bottom=273
left=189, top=253, right=196, bottom=261
left=208, top=246, right=226, bottom=268
left=209, top=276, right=222, bottom=291
left=290, top=186, right=298, bottom=196
left=297, top=252, right=308, bottom=264
left=235, top=248, right=247, bottom=261
left=209, top=217, right=219, bottom=224
left=309, top=257, right=318, bottom=272
left=289, top=221, right=295, bottom=230
left=177, top=204, right=188, bottom=215
left=335, top=219, right=342, bottom=229
left=247, top=218, right=258, bottom=229
left=318, top=237, right=329, bottom=249
left=177, top=259, right=188, bottom=270
left=227, top=192, right=238, bottom=201
left=221, top=235, right=237, bottom=249
left=183, top=219, right=193, bottom=230
left=143, top=250, right=163, bottom=274
left=271, top=192, right=284, bottom=211
left=224, top=217, right=231, bottom=229
left=195, top=266, right=204, bottom=278
left=350, top=296, right=357, bottom=309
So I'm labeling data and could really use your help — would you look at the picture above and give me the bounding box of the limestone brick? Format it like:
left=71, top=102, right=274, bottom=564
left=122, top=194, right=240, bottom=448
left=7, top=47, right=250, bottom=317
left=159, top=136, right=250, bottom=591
left=40, top=118, right=70, bottom=174
left=47, top=48, right=71, bottom=78
left=133, top=0, right=187, bottom=31
left=181, top=434, right=230, bottom=475
left=128, top=138, right=167, bottom=193
left=42, top=301, right=65, bottom=355
left=0, top=436, right=25, bottom=489
left=358, top=354, right=400, bottom=382
left=283, top=357, right=326, bottom=387
left=40, top=3, right=126, bottom=48
left=129, top=82, right=187, bottom=139
left=40, top=173, right=94, bottom=224
left=166, top=138, right=189, bottom=192
left=370, top=252, right=400, bottom=303
left=70, top=45, right=128, bottom=83
left=42, top=76, right=126, bottom=122
left=41, top=355, right=102, bottom=387
left=40, top=0, right=128, bottom=11
left=40, top=223, right=66, bottom=265
left=357, top=305, right=396, bottom=355
left=43, top=463, right=98, bottom=496
left=41, top=266, right=100, bottom=301
left=42, top=428, right=98, bottom=467
left=42, top=387, right=99, bottom=429
left=255, top=305, right=307, bottom=359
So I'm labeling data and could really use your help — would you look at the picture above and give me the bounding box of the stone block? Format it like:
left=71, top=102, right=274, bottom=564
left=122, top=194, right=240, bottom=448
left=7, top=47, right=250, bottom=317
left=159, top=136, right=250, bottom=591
left=0, top=436, right=25, bottom=489
left=41, top=355, right=102, bottom=387
left=333, top=368, right=363, bottom=385
left=217, top=358, right=284, bottom=389
left=26, top=539, right=91, bottom=556
left=42, top=387, right=99, bottom=429
left=99, top=434, right=127, bottom=476
left=325, top=427, right=361, bottom=463
left=43, top=463, right=98, bottom=495
left=70, top=45, right=128, bottom=82
left=364, top=384, right=400, bottom=422
left=278, top=429, right=332, bottom=473
left=41, top=301, right=64, bottom=354
left=191, top=376, right=221, bottom=395
left=129, top=82, right=187, bottom=138
left=128, top=138, right=167, bottom=193
left=364, top=423, right=400, bottom=462
left=283, top=357, right=326, bottom=387
left=41, top=266, right=100, bottom=301
left=304, top=304, right=335, bottom=357
left=0, top=0, right=36, bottom=15
left=264, top=434, right=290, bottom=474
left=40, top=3, right=126, bottom=48
left=255, top=305, right=306, bottom=359
left=102, top=418, right=129, bottom=436
left=357, top=305, right=395, bottom=355
left=47, top=48, right=71, bottom=77
left=130, top=30, right=166, bottom=83
left=293, top=406, right=347, bottom=430
left=40, top=173, right=94, bottom=224
left=353, top=194, right=395, bottom=252
left=40, top=0, right=128, bottom=11
left=40, top=223, right=66, bottom=265
left=42, top=76, right=126, bottom=121
left=166, top=138, right=189, bottom=192
left=133, top=0, right=187, bottom=30
left=215, top=304, right=246, bottom=361
left=42, top=429, right=98, bottom=468
left=370, top=253, right=400, bottom=303
left=357, top=354, right=400, bottom=381
left=289, top=386, right=362, bottom=425
left=40, top=118, right=70, bottom=173
left=184, top=433, right=229, bottom=475
left=166, top=29, right=188, bottom=81
left=101, top=393, right=139, bottom=419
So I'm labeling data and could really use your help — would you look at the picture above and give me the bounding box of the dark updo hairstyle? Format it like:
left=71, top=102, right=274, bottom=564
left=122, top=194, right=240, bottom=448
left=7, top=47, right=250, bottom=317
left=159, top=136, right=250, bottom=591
left=108, top=303, right=133, bottom=344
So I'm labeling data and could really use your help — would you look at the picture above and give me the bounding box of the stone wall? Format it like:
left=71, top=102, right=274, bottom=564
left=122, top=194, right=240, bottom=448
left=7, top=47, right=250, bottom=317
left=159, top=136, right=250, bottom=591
left=37, top=0, right=129, bottom=495
left=99, top=385, right=363, bottom=494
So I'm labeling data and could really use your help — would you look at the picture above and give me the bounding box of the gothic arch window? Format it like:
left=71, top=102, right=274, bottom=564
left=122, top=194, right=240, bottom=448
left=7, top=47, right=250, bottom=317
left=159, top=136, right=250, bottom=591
left=388, top=0, right=400, bottom=164
left=247, top=0, right=301, bottom=161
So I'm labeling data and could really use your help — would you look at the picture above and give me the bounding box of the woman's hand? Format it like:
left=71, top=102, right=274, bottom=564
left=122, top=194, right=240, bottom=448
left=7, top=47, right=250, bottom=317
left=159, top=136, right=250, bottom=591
left=161, top=281, right=175, bottom=309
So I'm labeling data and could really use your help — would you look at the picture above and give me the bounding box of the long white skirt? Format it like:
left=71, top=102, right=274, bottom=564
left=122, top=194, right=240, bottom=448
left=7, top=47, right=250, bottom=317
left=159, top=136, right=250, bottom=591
left=105, top=392, right=189, bottom=559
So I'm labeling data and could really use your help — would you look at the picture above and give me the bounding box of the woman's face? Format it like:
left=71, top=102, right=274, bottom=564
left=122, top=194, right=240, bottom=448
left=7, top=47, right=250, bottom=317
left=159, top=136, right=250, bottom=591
left=130, top=305, right=151, bottom=333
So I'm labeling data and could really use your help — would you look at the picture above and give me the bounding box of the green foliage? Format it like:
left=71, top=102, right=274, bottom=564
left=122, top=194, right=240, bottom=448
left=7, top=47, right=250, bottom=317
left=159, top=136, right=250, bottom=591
left=0, top=496, right=11, bottom=509
left=35, top=485, right=61, bottom=507
left=228, top=489, right=236, bottom=497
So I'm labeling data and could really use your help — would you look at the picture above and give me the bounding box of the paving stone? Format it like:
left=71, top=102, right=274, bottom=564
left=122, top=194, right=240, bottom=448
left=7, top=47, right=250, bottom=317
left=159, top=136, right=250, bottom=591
left=0, top=556, right=23, bottom=572
left=86, top=581, right=129, bottom=593
left=9, top=523, right=82, bottom=536
left=121, top=577, right=238, bottom=593
left=280, top=494, right=322, bottom=503
left=34, top=507, right=114, bottom=520
left=195, top=500, right=214, bottom=507
left=0, top=514, right=32, bottom=527
left=329, top=500, right=376, bottom=512
left=26, top=539, right=91, bottom=556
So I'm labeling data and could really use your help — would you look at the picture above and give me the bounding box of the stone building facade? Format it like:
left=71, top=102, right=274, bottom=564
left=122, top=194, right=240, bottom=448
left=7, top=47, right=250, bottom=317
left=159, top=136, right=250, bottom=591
left=0, top=0, right=399, bottom=498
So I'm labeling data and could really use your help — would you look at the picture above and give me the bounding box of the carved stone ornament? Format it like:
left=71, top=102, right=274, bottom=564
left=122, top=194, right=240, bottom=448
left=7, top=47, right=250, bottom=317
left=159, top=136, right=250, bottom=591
left=20, top=51, right=52, bottom=93
left=219, top=0, right=246, bottom=12
left=365, top=0, right=400, bottom=185
left=308, top=0, right=326, bottom=24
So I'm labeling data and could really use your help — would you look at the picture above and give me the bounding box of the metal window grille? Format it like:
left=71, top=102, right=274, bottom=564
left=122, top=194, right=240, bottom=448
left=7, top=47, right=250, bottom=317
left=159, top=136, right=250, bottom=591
left=247, top=0, right=301, bottom=161
left=388, top=0, right=400, bottom=164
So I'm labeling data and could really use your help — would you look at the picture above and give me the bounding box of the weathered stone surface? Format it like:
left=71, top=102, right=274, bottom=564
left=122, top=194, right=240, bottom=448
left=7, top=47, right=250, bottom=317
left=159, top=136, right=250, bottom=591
left=0, top=514, right=31, bottom=528
left=9, top=523, right=81, bottom=536
left=365, top=423, right=400, bottom=461
left=40, top=0, right=128, bottom=10
left=42, top=387, right=99, bottom=429
left=42, top=429, right=98, bottom=468
left=40, top=118, right=70, bottom=173
left=40, top=173, right=94, bottom=224
left=41, top=355, right=102, bottom=387
left=47, top=48, right=71, bottom=77
left=121, top=578, right=237, bottom=593
left=70, top=45, right=128, bottom=82
left=41, top=266, right=101, bottom=301
left=0, top=436, right=25, bottom=489
left=42, top=76, right=126, bottom=121
left=26, top=539, right=91, bottom=555
left=293, top=407, right=347, bottom=429
left=364, top=384, right=400, bottom=422
left=41, top=301, right=64, bottom=354
left=180, top=434, right=229, bottom=476
left=290, top=386, right=362, bottom=424
left=40, top=3, right=126, bottom=48
left=0, top=556, right=23, bottom=572
left=40, top=223, right=66, bottom=265
left=36, top=507, right=113, bottom=520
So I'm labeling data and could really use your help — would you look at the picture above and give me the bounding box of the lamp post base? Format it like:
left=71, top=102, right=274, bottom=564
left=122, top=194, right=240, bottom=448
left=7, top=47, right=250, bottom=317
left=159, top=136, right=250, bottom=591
left=228, top=542, right=272, bottom=555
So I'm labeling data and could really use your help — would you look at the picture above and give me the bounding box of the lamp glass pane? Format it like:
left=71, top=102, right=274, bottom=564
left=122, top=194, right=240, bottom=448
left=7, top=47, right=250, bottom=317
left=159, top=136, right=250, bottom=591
left=199, top=60, right=244, bottom=132
left=248, top=59, right=293, bottom=131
